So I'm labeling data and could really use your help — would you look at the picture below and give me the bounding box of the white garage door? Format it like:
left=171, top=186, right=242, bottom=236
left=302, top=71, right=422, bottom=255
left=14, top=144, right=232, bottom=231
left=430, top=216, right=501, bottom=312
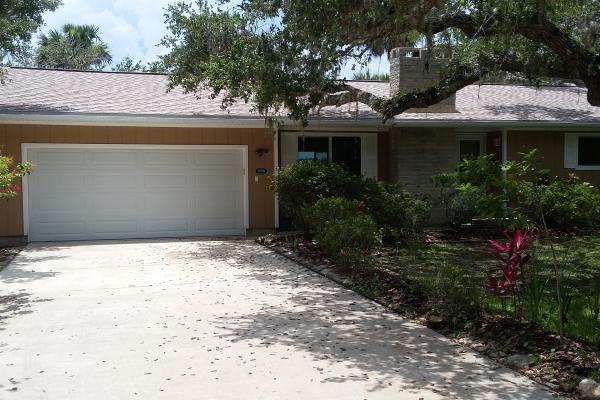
left=24, top=145, right=248, bottom=241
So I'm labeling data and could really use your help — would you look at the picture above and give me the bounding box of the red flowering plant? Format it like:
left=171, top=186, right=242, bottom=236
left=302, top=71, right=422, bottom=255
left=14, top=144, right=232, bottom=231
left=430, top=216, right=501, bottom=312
left=488, top=228, right=535, bottom=293
left=0, top=154, right=32, bottom=200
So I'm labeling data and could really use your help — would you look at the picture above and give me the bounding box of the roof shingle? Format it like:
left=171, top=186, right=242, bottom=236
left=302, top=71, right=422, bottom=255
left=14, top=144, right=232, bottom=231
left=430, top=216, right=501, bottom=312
left=0, top=67, right=599, bottom=124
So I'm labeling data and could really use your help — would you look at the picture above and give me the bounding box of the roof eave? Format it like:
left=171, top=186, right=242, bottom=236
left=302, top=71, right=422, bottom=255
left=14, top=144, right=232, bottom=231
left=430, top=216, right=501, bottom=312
left=0, top=112, right=391, bottom=130
left=392, top=119, right=600, bottom=129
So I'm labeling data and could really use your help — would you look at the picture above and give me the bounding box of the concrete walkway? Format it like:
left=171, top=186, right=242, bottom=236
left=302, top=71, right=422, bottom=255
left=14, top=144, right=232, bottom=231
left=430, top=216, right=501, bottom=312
left=0, top=239, right=557, bottom=399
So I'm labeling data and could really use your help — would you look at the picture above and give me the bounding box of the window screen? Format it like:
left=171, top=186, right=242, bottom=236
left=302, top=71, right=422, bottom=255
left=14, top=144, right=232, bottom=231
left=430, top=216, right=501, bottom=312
left=298, top=137, right=329, bottom=161
left=578, top=137, right=600, bottom=166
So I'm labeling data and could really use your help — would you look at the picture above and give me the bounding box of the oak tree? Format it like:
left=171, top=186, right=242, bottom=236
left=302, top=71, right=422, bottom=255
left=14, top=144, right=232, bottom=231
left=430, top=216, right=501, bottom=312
left=160, top=0, right=600, bottom=122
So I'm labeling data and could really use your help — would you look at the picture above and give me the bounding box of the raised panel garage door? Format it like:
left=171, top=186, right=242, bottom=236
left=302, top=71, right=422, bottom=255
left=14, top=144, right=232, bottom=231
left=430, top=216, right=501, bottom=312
left=25, top=145, right=247, bottom=241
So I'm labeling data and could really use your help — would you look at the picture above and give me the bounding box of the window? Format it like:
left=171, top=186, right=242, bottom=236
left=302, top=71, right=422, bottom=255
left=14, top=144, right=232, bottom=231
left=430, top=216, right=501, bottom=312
left=297, top=136, right=362, bottom=175
left=332, top=137, right=361, bottom=175
left=456, top=134, right=486, bottom=162
left=298, top=137, right=328, bottom=161
left=565, top=133, right=600, bottom=170
left=578, top=137, right=600, bottom=166
left=459, top=139, right=482, bottom=160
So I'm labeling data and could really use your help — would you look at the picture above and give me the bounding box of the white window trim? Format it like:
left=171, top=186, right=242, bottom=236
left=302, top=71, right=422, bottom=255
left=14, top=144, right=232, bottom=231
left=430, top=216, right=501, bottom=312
left=280, top=131, right=379, bottom=179
left=564, top=132, right=600, bottom=170
left=456, top=133, right=487, bottom=161
left=21, top=143, right=250, bottom=237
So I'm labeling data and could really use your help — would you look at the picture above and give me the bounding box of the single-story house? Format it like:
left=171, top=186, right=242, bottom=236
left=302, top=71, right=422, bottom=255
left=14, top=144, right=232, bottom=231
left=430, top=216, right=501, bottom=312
left=1, top=47, right=599, bottom=243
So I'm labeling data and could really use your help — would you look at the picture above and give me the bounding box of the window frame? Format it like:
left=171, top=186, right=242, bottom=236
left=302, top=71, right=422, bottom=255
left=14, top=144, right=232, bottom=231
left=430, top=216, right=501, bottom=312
left=456, top=133, right=486, bottom=162
left=280, top=131, right=379, bottom=179
left=565, top=132, right=600, bottom=171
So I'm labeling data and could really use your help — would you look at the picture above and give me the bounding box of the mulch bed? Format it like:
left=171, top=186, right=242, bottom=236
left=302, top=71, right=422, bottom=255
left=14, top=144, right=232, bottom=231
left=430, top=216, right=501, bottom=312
left=0, top=247, right=21, bottom=270
left=258, top=233, right=600, bottom=399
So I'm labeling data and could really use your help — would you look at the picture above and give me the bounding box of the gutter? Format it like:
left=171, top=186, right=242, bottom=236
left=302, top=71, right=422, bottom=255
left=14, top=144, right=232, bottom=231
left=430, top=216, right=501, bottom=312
left=0, top=112, right=598, bottom=131
left=0, top=112, right=391, bottom=130
left=391, top=119, right=600, bottom=130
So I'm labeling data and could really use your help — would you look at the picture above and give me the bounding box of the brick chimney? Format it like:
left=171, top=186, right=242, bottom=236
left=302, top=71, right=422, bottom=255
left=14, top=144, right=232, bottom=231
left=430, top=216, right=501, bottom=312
left=389, top=47, right=456, bottom=113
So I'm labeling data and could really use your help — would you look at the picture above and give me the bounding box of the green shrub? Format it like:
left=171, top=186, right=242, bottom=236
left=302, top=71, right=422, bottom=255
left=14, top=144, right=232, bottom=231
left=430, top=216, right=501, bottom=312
left=269, top=161, right=361, bottom=231
left=305, top=197, right=382, bottom=261
left=538, top=176, right=600, bottom=228
left=432, top=149, right=600, bottom=229
left=362, top=181, right=430, bottom=241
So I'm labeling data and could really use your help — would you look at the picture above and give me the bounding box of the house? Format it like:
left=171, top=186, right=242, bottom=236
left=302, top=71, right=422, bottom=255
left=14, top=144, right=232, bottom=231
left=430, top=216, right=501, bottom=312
left=1, top=47, right=599, bottom=243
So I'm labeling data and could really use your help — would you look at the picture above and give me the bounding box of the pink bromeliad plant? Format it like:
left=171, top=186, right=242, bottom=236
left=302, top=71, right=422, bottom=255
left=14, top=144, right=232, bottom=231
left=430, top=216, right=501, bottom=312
left=488, top=228, right=535, bottom=292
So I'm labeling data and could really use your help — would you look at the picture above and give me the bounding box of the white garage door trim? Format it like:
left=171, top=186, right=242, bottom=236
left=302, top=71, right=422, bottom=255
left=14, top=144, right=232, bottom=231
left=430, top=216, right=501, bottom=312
left=21, top=143, right=249, bottom=238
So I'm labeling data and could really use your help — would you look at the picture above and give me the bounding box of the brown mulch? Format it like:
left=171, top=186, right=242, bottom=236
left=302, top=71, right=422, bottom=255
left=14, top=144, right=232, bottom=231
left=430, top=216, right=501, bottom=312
left=260, top=234, right=600, bottom=399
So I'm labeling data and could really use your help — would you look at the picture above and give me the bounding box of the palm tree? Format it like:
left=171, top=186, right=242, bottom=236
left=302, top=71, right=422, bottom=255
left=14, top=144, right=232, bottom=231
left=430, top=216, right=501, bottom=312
left=35, top=24, right=112, bottom=70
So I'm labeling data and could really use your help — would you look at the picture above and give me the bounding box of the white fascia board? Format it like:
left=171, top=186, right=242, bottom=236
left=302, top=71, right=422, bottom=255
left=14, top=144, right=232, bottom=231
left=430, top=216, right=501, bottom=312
left=0, top=113, right=270, bottom=128
left=0, top=112, right=390, bottom=130
left=282, top=118, right=391, bottom=130
left=392, top=119, right=600, bottom=130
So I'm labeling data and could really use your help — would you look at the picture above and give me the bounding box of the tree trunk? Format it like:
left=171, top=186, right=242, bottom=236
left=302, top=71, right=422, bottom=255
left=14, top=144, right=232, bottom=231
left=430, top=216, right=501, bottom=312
left=585, top=74, right=600, bottom=107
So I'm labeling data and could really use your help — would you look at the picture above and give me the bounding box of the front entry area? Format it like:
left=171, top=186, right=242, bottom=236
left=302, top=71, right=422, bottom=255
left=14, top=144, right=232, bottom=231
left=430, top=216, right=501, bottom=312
left=23, top=144, right=248, bottom=241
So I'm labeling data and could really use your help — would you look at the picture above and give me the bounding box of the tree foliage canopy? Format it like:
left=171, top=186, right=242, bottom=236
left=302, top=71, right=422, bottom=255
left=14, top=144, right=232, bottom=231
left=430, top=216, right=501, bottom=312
left=159, top=0, right=600, bottom=122
left=0, top=0, right=60, bottom=59
left=112, top=56, right=168, bottom=73
left=35, top=23, right=112, bottom=70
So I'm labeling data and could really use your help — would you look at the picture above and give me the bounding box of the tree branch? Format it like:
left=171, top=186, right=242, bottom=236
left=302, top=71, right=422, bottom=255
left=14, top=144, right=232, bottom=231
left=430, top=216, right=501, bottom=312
left=320, top=51, right=585, bottom=120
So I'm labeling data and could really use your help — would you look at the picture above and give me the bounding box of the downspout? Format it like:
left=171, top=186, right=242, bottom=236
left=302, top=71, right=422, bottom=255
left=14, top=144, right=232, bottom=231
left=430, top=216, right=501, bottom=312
left=501, top=128, right=508, bottom=173
left=501, top=128, right=509, bottom=219
left=273, top=122, right=280, bottom=229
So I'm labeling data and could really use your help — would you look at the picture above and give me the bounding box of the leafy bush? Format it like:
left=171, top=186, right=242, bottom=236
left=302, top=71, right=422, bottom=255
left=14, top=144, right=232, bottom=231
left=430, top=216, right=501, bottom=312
left=269, top=161, right=361, bottom=231
left=305, top=197, right=382, bottom=260
left=271, top=160, right=430, bottom=240
left=432, top=149, right=600, bottom=229
left=362, top=181, right=430, bottom=241
left=538, top=176, right=600, bottom=228
left=0, top=154, right=32, bottom=200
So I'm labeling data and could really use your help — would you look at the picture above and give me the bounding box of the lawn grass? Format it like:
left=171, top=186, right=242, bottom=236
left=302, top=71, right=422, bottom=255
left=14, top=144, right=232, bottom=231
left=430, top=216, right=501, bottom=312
left=370, top=235, right=600, bottom=344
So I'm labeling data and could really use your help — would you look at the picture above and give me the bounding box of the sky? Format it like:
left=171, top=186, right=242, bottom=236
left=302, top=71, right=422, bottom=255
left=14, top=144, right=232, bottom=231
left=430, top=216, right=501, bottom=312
left=40, top=0, right=390, bottom=78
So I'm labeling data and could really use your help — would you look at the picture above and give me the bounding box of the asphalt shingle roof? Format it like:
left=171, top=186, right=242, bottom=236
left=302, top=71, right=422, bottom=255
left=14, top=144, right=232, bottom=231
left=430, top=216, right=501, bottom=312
left=0, top=67, right=599, bottom=124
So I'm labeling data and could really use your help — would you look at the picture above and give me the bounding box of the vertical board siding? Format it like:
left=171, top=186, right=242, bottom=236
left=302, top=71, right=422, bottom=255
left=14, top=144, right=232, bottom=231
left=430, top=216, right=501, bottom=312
left=0, top=124, right=276, bottom=236
left=507, top=131, right=600, bottom=186
left=377, top=131, right=391, bottom=182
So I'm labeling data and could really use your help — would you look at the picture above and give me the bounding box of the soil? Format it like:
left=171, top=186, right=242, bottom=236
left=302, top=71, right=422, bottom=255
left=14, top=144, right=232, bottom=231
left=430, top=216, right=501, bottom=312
left=0, top=247, right=21, bottom=270
left=258, top=233, right=600, bottom=399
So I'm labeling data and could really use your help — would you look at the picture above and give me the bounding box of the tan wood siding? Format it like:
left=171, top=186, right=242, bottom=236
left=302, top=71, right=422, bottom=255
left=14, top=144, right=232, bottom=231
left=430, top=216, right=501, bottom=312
left=0, top=124, right=276, bottom=237
left=507, top=130, right=600, bottom=186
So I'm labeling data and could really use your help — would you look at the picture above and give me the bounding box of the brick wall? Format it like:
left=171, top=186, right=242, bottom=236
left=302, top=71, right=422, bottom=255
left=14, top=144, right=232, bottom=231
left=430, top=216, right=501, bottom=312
left=389, top=47, right=456, bottom=113
left=388, top=127, right=458, bottom=223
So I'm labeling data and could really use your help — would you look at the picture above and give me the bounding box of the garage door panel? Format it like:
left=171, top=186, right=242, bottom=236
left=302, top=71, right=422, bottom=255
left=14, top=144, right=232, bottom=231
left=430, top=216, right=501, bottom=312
left=30, top=195, right=86, bottom=212
left=144, top=218, right=190, bottom=234
left=193, top=151, right=241, bottom=165
left=89, top=175, right=139, bottom=189
left=144, top=174, right=190, bottom=188
left=90, top=151, right=138, bottom=165
left=26, top=146, right=246, bottom=241
left=142, top=151, right=189, bottom=166
left=90, top=220, right=139, bottom=235
left=145, top=194, right=189, bottom=211
left=195, top=175, right=242, bottom=188
left=89, top=195, right=139, bottom=212
left=194, top=191, right=240, bottom=212
left=32, top=150, right=85, bottom=166
left=32, top=221, right=86, bottom=237
left=32, top=175, right=85, bottom=192
left=195, top=217, right=241, bottom=232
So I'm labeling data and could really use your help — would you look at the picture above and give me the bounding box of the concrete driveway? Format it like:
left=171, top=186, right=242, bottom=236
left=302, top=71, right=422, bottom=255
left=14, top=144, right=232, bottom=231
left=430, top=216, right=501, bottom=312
left=0, top=239, right=557, bottom=400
